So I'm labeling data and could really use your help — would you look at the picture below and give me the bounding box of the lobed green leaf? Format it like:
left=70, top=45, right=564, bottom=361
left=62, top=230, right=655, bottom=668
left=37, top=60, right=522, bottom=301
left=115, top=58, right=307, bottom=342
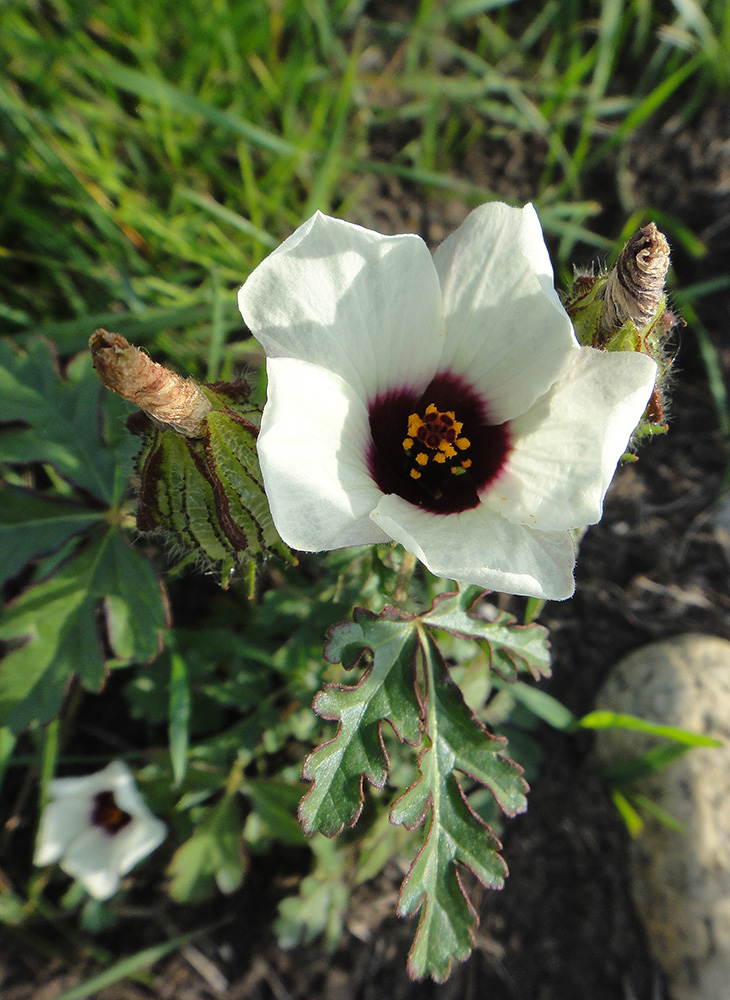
left=421, top=586, right=551, bottom=680
left=0, top=339, right=137, bottom=505
left=167, top=794, right=246, bottom=903
left=302, top=594, right=543, bottom=979
left=300, top=611, right=422, bottom=836
left=0, top=527, right=168, bottom=732
left=0, top=486, right=103, bottom=586
left=391, top=633, right=526, bottom=981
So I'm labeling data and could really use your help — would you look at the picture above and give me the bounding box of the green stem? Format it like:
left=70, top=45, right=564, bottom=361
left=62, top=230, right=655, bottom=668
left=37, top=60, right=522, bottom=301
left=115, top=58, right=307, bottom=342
left=393, top=549, right=417, bottom=605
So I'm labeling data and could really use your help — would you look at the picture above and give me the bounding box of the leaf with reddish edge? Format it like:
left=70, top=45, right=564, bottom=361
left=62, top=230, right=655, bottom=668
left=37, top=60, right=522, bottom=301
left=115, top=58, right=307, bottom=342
left=391, top=631, right=527, bottom=982
left=301, top=594, right=533, bottom=980
left=299, top=609, right=422, bottom=837
left=420, top=585, right=551, bottom=681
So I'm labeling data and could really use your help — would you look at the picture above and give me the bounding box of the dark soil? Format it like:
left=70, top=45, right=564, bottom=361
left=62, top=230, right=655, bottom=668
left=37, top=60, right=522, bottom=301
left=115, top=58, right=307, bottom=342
left=2, top=92, right=730, bottom=1000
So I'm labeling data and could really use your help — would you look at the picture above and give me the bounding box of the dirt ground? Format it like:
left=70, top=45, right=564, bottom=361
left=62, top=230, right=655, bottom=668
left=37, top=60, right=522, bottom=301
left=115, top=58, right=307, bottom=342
left=2, top=92, right=730, bottom=1000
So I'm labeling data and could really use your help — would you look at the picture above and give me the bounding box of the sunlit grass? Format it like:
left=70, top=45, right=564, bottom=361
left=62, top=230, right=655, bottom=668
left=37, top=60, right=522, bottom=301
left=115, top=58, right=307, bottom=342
left=1, top=0, right=727, bottom=369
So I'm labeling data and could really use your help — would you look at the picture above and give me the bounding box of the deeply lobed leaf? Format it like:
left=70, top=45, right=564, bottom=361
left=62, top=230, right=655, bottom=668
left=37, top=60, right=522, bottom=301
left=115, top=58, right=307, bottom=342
left=0, top=339, right=137, bottom=505
left=420, top=586, right=551, bottom=680
left=391, top=632, right=527, bottom=980
left=303, top=596, right=531, bottom=980
left=300, top=610, right=422, bottom=836
left=0, top=527, right=168, bottom=732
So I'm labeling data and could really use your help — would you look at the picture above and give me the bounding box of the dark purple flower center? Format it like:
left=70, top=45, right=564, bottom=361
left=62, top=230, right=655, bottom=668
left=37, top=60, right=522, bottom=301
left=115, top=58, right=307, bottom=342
left=91, top=790, right=132, bottom=837
left=367, top=372, right=512, bottom=514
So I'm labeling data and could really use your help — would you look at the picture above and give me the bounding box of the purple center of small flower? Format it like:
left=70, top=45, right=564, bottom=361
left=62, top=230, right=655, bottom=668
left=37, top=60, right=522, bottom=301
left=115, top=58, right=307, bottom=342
left=91, top=790, right=132, bottom=837
left=367, top=372, right=511, bottom=514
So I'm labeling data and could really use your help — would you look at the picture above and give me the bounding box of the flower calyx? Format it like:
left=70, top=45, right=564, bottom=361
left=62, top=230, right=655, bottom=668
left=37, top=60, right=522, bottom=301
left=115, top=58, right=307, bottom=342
left=90, top=331, right=289, bottom=586
left=564, top=222, right=677, bottom=437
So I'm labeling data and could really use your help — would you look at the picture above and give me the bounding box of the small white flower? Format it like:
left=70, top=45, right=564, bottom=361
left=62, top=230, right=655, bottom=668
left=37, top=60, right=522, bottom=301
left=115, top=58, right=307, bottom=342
left=239, top=203, right=657, bottom=600
left=34, top=760, right=166, bottom=900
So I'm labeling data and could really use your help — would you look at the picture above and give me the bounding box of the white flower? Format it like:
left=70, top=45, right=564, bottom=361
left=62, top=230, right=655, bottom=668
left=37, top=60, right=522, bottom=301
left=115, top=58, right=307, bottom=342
left=239, top=203, right=657, bottom=600
left=34, top=760, right=167, bottom=900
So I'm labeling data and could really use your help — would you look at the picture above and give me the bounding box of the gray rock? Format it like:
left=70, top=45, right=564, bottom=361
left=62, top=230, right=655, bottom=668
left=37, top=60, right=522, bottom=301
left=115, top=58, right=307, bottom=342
left=594, top=634, right=730, bottom=1000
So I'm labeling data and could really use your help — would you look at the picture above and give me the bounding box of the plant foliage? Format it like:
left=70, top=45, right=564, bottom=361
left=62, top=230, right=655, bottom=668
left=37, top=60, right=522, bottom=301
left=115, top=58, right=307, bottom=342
left=0, top=339, right=168, bottom=731
left=301, top=588, right=547, bottom=979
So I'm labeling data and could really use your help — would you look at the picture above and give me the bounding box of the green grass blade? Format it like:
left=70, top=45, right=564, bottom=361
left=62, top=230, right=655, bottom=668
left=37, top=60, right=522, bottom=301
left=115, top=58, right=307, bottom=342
left=52, top=924, right=225, bottom=1000
left=579, top=710, right=722, bottom=747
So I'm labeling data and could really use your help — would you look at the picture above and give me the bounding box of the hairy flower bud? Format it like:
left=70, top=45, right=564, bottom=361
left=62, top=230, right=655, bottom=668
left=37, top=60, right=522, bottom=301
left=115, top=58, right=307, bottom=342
left=89, top=331, right=288, bottom=584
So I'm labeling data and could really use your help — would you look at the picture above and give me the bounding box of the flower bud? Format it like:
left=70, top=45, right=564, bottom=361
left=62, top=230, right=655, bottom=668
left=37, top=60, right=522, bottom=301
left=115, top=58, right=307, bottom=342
left=599, top=223, right=670, bottom=338
left=564, top=222, right=678, bottom=438
left=90, top=331, right=288, bottom=584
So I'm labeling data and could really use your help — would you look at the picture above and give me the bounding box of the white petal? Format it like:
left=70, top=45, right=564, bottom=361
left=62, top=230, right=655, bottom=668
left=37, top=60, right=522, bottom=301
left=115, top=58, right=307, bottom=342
left=113, top=814, right=167, bottom=876
left=492, top=348, right=657, bottom=531
left=47, top=760, right=129, bottom=799
left=61, top=828, right=121, bottom=900
left=239, top=212, right=444, bottom=401
left=370, top=495, right=576, bottom=599
left=34, top=798, right=91, bottom=866
left=433, top=202, right=579, bottom=422
left=61, top=813, right=166, bottom=900
left=258, top=357, right=389, bottom=551
left=102, top=761, right=152, bottom=817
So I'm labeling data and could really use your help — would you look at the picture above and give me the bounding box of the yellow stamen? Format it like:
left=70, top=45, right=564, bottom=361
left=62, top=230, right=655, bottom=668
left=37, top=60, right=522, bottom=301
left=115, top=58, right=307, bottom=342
left=403, top=437, right=414, bottom=451
left=415, top=452, right=428, bottom=466
left=461, top=458, right=472, bottom=469
left=456, top=437, right=470, bottom=451
left=425, top=403, right=438, bottom=416
left=408, top=414, right=423, bottom=437
left=439, top=442, right=457, bottom=459
left=410, top=469, right=421, bottom=480
left=433, top=453, right=446, bottom=464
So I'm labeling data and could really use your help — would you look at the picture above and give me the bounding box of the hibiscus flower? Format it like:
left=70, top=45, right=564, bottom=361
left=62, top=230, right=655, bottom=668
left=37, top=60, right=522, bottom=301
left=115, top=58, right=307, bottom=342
left=34, top=761, right=166, bottom=900
left=239, top=203, right=656, bottom=599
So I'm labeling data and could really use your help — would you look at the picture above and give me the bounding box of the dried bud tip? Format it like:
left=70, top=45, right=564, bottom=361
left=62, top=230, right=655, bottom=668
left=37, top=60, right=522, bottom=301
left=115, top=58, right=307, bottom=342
left=600, top=223, right=670, bottom=334
left=89, top=329, right=212, bottom=438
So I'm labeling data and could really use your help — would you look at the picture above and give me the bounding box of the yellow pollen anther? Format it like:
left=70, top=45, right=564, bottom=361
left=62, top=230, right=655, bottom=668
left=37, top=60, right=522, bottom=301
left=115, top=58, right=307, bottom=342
left=403, top=402, right=473, bottom=482
left=407, top=414, right=423, bottom=437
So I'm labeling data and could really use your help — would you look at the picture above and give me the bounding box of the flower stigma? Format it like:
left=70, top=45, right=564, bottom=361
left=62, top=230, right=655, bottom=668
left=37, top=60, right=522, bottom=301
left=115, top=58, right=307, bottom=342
left=91, top=790, right=133, bottom=837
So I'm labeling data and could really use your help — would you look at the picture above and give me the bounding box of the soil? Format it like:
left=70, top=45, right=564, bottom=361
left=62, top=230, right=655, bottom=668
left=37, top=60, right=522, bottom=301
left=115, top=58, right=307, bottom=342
left=2, top=88, right=730, bottom=1000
